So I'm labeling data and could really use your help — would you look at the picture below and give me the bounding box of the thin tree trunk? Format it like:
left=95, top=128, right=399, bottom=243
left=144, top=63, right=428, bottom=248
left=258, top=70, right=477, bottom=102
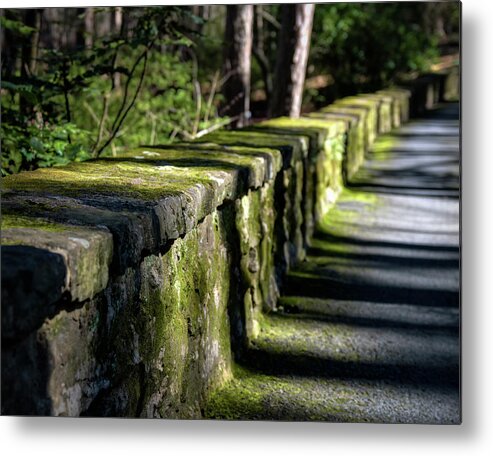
left=191, top=5, right=205, bottom=34
left=113, top=7, right=123, bottom=89
left=84, top=8, right=95, bottom=48
left=19, top=9, right=40, bottom=116
left=29, top=9, right=42, bottom=74
left=253, top=5, right=272, bottom=102
left=222, top=5, right=253, bottom=128
left=434, top=3, right=447, bottom=40
left=63, top=9, right=79, bottom=51
left=1, top=10, right=19, bottom=81
left=270, top=4, right=315, bottom=118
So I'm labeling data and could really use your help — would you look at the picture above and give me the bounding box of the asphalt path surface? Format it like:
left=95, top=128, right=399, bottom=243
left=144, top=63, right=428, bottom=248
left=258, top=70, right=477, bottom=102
left=206, top=103, right=460, bottom=423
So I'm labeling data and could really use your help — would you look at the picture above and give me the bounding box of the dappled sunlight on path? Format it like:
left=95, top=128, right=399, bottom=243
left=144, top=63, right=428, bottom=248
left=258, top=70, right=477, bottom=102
left=205, top=103, right=460, bottom=423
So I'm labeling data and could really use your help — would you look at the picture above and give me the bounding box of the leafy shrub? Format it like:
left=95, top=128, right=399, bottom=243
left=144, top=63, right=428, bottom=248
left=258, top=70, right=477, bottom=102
left=1, top=7, right=226, bottom=174
left=307, top=3, right=443, bottom=103
left=1, top=120, right=91, bottom=176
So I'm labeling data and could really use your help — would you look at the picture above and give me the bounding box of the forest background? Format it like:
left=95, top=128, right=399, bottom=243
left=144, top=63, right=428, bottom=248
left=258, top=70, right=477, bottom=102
left=0, top=3, right=459, bottom=176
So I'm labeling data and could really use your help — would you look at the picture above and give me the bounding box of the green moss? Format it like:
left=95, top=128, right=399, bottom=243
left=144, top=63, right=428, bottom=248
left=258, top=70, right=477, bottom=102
left=319, top=203, right=359, bottom=226
left=139, top=272, right=171, bottom=365
left=193, top=130, right=309, bottom=165
left=197, top=130, right=308, bottom=150
left=122, top=144, right=282, bottom=189
left=2, top=160, right=209, bottom=200
left=44, top=311, right=67, bottom=337
left=1, top=211, right=113, bottom=303
left=377, top=88, right=411, bottom=98
left=2, top=145, right=280, bottom=203
left=313, top=185, right=381, bottom=243
left=256, top=116, right=346, bottom=138
left=321, top=105, right=367, bottom=117
left=1, top=214, right=72, bottom=232
left=0, top=239, right=26, bottom=246
left=371, top=134, right=396, bottom=161
left=205, top=368, right=335, bottom=421
left=135, top=144, right=273, bottom=159
left=125, top=209, right=237, bottom=416
left=256, top=312, right=357, bottom=360
left=204, top=364, right=268, bottom=419
left=338, top=187, right=378, bottom=205
left=336, top=96, right=380, bottom=109
left=308, top=111, right=359, bottom=127
left=204, top=310, right=364, bottom=421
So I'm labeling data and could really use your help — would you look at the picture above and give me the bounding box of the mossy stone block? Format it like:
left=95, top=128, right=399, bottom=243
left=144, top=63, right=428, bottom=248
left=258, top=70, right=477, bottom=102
left=193, top=130, right=308, bottom=169
left=2, top=214, right=113, bottom=330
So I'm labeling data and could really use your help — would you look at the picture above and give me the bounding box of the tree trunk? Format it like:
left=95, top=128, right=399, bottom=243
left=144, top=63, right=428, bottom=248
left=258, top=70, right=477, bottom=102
left=112, top=7, right=123, bottom=89
left=29, top=9, right=42, bottom=74
left=1, top=10, right=19, bottom=81
left=253, top=5, right=272, bottom=102
left=270, top=4, right=315, bottom=118
left=83, top=8, right=95, bottom=48
left=222, top=5, right=253, bottom=128
left=191, top=5, right=205, bottom=35
left=19, top=9, right=42, bottom=116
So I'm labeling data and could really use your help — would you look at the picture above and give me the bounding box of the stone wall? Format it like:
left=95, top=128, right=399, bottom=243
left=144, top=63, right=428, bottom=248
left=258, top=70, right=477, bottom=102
left=1, top=67, right=459, bottom=417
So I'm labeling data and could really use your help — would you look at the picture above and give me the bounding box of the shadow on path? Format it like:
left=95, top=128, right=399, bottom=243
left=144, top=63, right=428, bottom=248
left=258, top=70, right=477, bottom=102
left=205, top=103, right=460, bottom=423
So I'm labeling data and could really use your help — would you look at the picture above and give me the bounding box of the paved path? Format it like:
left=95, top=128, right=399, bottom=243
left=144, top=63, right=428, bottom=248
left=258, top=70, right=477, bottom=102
left=206, top=103, right=460, bottom=423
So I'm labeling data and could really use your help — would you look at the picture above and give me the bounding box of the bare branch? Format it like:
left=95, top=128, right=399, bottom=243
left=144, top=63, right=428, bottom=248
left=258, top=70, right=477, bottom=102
left=149, top=111, right=157, bottom=145
left=204, top=70, right=219, bottom=123
left=218, top=69, right=236, bottom=89
left=192, top=80, right=202, bottom=137
left=169, top=127, right=179, bottom=142
left=260, top=8, right=280, bottom=29
left=194, top=115, right=239, bottom=138
left=110, top=44, right=149, bottom=133
left=95, top=50, right=149, bottom=157
left=91, top=93, right=109, bottom=156
left=161, top=120, right=194, bottom=141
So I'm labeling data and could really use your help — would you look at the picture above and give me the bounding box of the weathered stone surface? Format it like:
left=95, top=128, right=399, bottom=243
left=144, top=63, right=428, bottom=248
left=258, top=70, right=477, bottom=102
left=320, top=104, right=371, bottom=156
left=193, top=130, right=308, bottom=169
left=252, top=116, right=346, bottom=150
left=249, top=116, right=347, bottom=244
left=235, top=183, right=278, bottom=339
left=1, top=245, right=66, bottom=340
left=358, top=93, right=394, bottom=133
left=377, top=88, right=412, bottom=125
left=204, top=102, right=460, bottom=424
left=122, top=145, right=282, bottom=190
left=1, top=144, right=282, bottom=269
left=1, top=158, right=279, bottom=417
left=2, top=67, right=457, bottom=417
left=2, top=220, right=113, bottom=302
left=308, top=110, right=365, bottom=183
left=1, top=216, right=113, bottom=340
left=333, top=96, right=379, bottom=148
left=2, top=194, right=155, bottom=273
left=2, top=210, right=238, bottom=416
left=440, top=67, right=459, bottom=102
left=192, top=131, right=308, bottom=281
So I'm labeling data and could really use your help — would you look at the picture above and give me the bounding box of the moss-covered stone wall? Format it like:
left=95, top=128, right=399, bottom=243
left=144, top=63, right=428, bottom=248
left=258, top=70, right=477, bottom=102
left=1, top=67, right=457, bottom=417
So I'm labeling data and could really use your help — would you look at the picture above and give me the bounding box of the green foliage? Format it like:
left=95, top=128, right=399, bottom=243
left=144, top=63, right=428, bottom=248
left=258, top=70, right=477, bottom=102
left=1, top=120, right=91, bottom=176
left=1, top=6, right=226, bottom=175
left=75, top=48, right=227, bottom=153
left=128, top=53, right=226, bottom=146
left=1, top=4, right=454, bottom=175
left=308, top=3, right=442, bottom=102
left=0, top=14, right=35, bottom=35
